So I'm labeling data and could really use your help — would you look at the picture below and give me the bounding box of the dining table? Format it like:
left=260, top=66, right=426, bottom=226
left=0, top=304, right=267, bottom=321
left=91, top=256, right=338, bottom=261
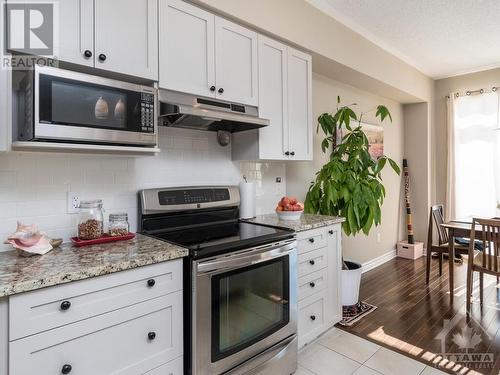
left=441, top=219, right=488, bottom=301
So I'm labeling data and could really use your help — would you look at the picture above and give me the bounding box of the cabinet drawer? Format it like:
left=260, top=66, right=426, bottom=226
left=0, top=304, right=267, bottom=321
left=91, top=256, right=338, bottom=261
left=10, top=260, right=182, bottom=340
left=10, top=291, right=183, bottom=375
left=298, top=228, right=327, bottom=254
left=298, top=291, right=326, bottom=347
left=145, top=356, right=183, bottom=375
left=298, top=268, right=327, bottom=301
left=298, top=247, right=328, bottom=277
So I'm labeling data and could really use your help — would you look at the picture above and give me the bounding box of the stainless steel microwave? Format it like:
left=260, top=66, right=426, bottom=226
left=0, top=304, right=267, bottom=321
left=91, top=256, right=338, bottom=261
left=16, top=66, right=157, bottom=146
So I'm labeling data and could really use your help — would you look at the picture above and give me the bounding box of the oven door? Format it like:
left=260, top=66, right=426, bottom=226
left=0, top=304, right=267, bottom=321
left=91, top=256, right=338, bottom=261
left=193, top=240, right=297, bottom=375
left=33, top=66, right=157, bottom=146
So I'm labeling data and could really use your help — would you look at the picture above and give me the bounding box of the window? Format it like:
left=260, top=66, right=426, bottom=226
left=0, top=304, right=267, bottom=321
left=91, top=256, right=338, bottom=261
left=452, top=91, right=500, bottom=218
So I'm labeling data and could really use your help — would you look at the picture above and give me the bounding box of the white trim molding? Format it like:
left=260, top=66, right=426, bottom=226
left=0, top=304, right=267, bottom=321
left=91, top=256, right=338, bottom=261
left=361, top=249, right=397, bottom=274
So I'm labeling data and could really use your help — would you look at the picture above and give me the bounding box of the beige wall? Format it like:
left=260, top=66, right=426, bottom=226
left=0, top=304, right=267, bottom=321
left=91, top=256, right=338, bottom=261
left=193, top=0, right=433, bottom=103
left=433, top=68, right=500, bottom=205
left=287, top=73, right=405, bottom=264
left=403, top=103, right=431, bottom=243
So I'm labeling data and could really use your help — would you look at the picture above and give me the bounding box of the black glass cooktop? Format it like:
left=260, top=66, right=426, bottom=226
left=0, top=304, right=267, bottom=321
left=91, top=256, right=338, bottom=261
left=148, top=221, right=295, bottom=258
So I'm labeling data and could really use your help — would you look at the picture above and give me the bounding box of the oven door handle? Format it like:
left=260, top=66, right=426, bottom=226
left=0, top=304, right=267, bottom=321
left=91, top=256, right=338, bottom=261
left=196, top=241, right=297, bottom=275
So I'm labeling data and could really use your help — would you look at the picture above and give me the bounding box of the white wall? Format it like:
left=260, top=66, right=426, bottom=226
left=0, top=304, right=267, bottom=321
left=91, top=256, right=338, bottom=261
left=287, top=73, right=405, bottom=264
left=0, top=127, right=286, bottom=252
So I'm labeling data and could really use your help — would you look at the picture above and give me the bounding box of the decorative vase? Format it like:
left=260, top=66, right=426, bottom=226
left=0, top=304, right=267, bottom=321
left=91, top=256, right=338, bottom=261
left=114, top=98, right=125, bottom=120
left=341, top=260, right=362, bottom=306
left=95, top=96, right=109, bottom=120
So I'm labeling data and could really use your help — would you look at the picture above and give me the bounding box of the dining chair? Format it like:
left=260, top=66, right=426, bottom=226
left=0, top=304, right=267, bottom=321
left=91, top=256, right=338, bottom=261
left=426, top=204, right=469, bottom=284
left=466, top=218, right=500, bottom=309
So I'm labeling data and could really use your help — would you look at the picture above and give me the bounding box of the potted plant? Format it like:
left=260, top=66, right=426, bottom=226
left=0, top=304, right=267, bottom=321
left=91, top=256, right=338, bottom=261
left=304, top=96, right=400, bottom=307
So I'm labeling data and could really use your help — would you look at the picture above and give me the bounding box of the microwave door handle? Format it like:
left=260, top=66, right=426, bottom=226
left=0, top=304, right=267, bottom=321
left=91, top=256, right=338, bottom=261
left=196, top=242, right=296, bottom=275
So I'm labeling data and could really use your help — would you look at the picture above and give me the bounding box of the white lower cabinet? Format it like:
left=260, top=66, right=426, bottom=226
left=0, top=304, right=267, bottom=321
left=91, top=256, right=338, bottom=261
left=8, top=260, right=184, bottom=375
left=297, top=225, right=342, bottom=348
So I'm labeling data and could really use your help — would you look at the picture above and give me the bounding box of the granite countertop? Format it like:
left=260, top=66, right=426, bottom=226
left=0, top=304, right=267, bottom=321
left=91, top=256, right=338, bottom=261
left=246, top=213, right=345, bottom=232
left=0, top=233, right=188, bottom=298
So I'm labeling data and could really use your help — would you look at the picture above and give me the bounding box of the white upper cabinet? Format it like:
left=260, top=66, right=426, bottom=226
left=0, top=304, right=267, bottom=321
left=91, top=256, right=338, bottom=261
left=57, top=0, right=94, bottom=67
left=256, top=35, right=288, bottom=160
left=95, top=0, right=158, bottom=80
left=232, top=37, right=312, bottom=161
left=159, top=0, right=215, bottom=97
left=159, top=1, right=258, bottom=106
left=287, top=47, right=313, bottom=160
left=214, top=17, right=258, bottom=106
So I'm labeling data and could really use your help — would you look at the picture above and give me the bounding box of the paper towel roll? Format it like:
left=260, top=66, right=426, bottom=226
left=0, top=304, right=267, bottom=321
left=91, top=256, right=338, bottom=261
left=239, top=181, right=256, bottom=219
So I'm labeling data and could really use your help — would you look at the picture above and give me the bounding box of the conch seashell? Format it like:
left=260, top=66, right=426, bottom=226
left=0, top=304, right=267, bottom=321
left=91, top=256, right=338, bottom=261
left=95, top=96, right=109, bottom=120
left=114, top=98, right=125, bottom=120
left=5, top=222, right=53, bottom=256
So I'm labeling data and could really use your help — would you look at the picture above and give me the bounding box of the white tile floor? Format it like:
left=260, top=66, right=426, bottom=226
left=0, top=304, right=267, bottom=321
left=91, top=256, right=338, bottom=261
left=297, top=327, right=448, bottom=375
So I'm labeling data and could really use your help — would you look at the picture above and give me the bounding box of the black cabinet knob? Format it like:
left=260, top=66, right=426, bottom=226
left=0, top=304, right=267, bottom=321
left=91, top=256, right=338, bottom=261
left=147, top=279, right=156, bottom=287
left=290, top=151, right=295, bottom=156
left=60, top=301, right=71, bottom=311
left=310, top=315, right=316, bottom=321
left=84, top=50, right=92, bottom=58
left=218, top=88, right=224, bottom=94
left=329, top=230, right=334, bottom=235
left=309, top=282, right=316, bottom=288
left=98, top=53, right=107, bottom=62
left=309, top=260, right=315, bottom=266
left=61, top=364, right=72, bottom=374
left=284, top=151, right=290, bottom=156
left=210, top=85, right=216, bottom=92
left=148, top=331, right=156, bottom=340
left=309, top=238, right=315, bottom=243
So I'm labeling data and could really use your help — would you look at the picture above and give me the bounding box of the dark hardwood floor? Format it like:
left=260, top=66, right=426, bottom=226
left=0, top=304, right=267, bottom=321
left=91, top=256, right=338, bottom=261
left=338, top=256, right=500, bottom=375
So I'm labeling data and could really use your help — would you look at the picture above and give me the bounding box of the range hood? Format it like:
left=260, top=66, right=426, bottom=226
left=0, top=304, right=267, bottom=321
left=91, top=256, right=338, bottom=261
left=158, top=90, right=269, bottom=133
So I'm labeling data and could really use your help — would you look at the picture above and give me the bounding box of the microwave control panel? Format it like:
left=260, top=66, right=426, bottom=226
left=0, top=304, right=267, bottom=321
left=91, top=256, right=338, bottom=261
left=140, top=93, right=155, bottom=133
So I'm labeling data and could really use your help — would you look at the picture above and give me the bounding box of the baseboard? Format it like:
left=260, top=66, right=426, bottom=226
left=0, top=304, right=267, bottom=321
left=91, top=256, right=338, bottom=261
left=361, top=249, right=397, bottom=273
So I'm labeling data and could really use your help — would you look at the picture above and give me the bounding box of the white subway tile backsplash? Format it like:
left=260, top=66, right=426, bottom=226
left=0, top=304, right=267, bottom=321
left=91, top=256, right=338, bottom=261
left=0, top=128, right=286, bottom=252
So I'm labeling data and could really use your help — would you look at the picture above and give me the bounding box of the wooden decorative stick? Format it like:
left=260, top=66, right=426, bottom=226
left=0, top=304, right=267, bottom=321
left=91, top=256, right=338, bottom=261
left=403, top=159, right=414, bottom=244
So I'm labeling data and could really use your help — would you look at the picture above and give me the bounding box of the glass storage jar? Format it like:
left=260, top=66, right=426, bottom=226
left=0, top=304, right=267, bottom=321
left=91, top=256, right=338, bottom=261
left=77, top=200, right=104, bottom=240
left=108, top=213, right=129, bottom=237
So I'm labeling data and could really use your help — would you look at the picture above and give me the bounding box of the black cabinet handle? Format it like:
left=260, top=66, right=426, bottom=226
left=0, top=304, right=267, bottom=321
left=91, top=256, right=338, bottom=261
left=98, top=53, right=107, bottom=62
left=84, top=50, right=92, bottom=58
left=60, top=301, right=71, bottom=311
left=309, top=238, right=315, bottom=243
left=310, top=315, right=316, bottom=321
left=147, top=279, right=156, bottom=287
left=329, top=230, right=334, bottom=235
left=210, top=85, right=216, bottom=92
left=290, top=151, right=295, bottom=156
left=284, top=151, right=290, bottom=156
left=309, top=260, right=315, bottom=266
left=309, top=282, right=316, bottom=288
left=148, top=331, right=156, bottom=340
left=61, top=364, right=72, bottom=374
left=218, top=88, right=224, bottom=94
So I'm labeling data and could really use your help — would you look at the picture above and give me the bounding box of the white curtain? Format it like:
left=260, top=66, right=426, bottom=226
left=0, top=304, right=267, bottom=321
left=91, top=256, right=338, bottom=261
left=447, top=91, right=500, bottom=220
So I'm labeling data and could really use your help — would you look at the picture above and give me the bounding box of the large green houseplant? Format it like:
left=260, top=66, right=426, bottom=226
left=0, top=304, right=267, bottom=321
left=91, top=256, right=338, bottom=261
left=304, top=96, right=400, bottom=306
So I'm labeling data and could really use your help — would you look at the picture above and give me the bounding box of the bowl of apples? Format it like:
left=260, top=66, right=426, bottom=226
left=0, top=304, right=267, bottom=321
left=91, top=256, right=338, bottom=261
left=276, top=196, right=304, bottom=220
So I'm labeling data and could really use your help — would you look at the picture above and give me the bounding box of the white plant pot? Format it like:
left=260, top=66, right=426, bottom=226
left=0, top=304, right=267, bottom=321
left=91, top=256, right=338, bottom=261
left=341, top=260, right=362, bottom=306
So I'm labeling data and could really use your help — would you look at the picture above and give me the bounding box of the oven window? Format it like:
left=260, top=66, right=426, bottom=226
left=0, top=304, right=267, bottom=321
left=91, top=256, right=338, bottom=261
left=211, top=257, right=289, bottom=362
left=38, top=73, right=144, bottom=132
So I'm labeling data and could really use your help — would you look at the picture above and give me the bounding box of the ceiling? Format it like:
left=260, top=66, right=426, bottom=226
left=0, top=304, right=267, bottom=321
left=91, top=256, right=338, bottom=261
left=306, top=0, right=500, bottom=79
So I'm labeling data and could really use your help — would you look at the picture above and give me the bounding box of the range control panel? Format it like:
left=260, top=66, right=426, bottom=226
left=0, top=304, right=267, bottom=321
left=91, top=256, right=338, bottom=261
left=158, top=188, right=230, bottom=206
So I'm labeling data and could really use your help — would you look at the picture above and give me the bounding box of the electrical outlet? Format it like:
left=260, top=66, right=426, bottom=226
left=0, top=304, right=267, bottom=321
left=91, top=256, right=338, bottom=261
left=67, top=192, right=80, bottom=214
left=376, top=232, right=381, bottom=243
left=275, top=177, right=283, bottom=195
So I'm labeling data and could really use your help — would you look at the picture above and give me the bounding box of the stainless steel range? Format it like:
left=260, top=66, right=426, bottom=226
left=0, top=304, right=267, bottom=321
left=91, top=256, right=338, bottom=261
left=139, top=186, right=298, bottom=375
